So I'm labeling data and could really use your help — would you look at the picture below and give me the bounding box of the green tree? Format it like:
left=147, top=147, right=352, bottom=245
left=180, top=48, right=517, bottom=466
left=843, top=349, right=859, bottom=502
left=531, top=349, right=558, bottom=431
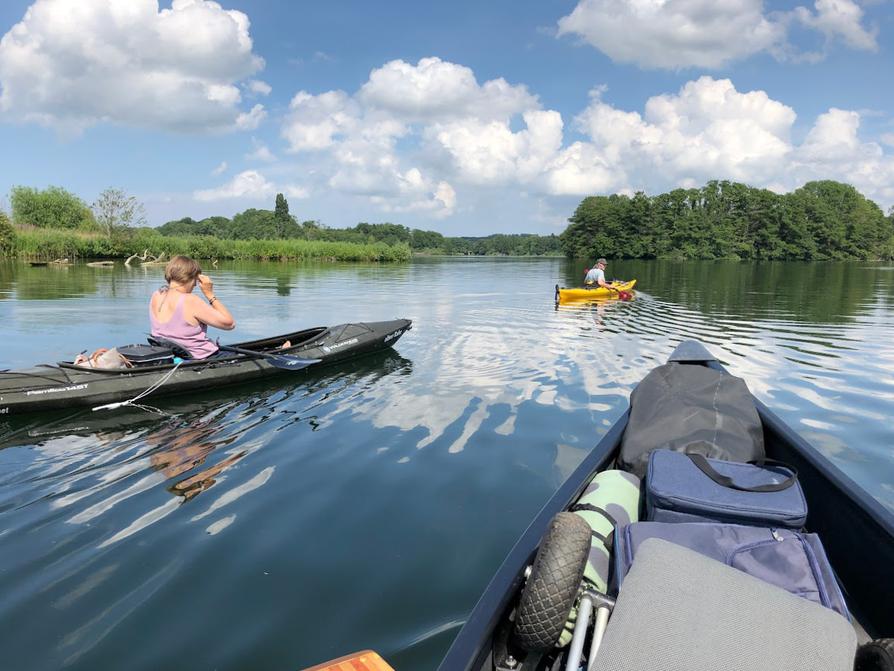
left=274, top=193, right=290, bottom=238
left=0, top=210, right=15, bottom=256
left=301, top=220, right=322, bottom=240
left=230, top=208, right=278, bottom=239
left=560, top=179, right=893, bottom=261
left=10, top=186, right=95, bottom=230
left=92, top=188, right=146, bottom=238
left=560, top=194, right=633, bottom=260
left=410, top=229, right=445, bottom=250
left=158, top=216, right=232, bottom=237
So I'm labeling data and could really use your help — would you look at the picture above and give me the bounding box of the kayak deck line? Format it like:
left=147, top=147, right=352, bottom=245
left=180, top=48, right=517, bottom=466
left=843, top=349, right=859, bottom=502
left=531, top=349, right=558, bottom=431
left=91, top=359, right=185, bottom=412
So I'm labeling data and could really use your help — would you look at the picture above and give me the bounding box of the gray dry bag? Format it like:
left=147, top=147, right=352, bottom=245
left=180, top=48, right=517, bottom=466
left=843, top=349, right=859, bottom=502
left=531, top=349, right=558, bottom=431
left=619, top=362, right=764, bottom=477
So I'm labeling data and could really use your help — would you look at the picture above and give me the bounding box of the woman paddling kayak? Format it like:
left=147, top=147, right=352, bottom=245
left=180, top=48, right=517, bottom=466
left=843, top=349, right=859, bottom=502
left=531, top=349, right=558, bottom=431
left=149, top=255, right=235, bottom=359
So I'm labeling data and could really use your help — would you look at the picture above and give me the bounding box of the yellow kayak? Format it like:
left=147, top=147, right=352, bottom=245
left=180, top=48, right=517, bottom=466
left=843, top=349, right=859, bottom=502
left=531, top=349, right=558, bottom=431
left=556, top=279, right=637, bottom=302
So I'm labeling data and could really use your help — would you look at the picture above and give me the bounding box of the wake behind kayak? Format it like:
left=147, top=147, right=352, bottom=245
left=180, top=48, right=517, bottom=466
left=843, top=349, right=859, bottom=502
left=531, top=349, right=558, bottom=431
left=0, top=319, right=411, bottom=415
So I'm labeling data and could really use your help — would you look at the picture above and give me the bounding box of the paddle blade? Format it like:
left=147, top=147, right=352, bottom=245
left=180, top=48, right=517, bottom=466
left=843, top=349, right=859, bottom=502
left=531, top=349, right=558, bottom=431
left=303, top=650, right=394, bottom=671
left=265, top=355, right=321, bottom=371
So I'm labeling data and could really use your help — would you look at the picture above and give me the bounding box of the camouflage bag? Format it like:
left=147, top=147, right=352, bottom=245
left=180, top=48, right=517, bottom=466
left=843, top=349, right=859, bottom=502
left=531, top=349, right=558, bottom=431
left=558, top=469, right=640, bottom=647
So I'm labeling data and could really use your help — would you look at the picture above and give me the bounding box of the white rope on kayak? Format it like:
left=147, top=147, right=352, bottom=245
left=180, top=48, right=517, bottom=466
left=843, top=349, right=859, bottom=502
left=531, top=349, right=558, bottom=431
left=91, top=360, right=184, bottom=412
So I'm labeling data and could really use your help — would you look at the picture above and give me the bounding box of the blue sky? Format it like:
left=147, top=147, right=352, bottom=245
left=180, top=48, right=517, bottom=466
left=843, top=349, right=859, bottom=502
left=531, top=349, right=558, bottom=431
left=1, top=0, right=893, bottom=235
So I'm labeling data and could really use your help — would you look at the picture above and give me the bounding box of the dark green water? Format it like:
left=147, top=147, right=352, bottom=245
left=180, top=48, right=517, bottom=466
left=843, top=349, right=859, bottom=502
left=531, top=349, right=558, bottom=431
left=0, top=258, right=892, bottom=670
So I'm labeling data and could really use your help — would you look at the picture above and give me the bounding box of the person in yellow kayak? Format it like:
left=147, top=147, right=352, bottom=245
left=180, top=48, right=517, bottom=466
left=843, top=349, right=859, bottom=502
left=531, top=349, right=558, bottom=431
left=584, top=258, right=610, bottom=288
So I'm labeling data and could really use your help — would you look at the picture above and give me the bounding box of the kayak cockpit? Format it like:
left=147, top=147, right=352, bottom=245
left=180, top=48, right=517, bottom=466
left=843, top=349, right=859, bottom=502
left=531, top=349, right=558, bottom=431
left=53, top=327, right=333, bottom=375
left=236, top=326, right=328, bottom=351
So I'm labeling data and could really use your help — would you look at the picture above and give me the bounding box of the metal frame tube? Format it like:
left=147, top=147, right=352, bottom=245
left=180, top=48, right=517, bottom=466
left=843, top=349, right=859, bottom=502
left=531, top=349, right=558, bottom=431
left=586, top=606, right=611, bottom=670
left=565, top=594, right=593, bottom=671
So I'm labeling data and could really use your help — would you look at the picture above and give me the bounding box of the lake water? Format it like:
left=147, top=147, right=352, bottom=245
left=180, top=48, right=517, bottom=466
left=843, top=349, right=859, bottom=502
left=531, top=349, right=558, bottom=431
left=1, top=257, right=892, bottom=670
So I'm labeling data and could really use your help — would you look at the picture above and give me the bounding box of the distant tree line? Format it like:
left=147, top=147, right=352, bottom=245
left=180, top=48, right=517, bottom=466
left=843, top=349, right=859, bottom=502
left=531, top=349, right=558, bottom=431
left=562, top=180, right=894, bottom=261
left=2, top=186, right=562, bottom=258
left=158, top=203, right=563, bottom=256
left=0, top=187, right=408, bottom=262
left=23, top=179, right=892, bottom=263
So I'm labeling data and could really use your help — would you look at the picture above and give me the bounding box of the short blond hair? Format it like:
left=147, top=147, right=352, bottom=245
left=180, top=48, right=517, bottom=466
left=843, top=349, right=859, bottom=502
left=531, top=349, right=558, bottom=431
left=164, top=255, right=201, bottom=284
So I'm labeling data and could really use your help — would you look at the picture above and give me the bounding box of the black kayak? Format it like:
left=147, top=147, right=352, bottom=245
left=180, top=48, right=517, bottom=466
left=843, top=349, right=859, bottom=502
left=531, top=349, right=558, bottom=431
left=438, top=340, right=894, bottom=671
left=0, top=319, right=411, bottom=415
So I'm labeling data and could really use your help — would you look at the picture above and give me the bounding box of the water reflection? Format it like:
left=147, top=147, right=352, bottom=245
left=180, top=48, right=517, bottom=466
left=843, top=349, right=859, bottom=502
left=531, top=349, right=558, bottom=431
left=147, top=415, right=243, bottom=501
left=0, top=351, right=413, bottom=542
left=0, top=262, right=100, bottom=300
left=0, top=257, right=892, bottom=671
left=555, top=294, right=636, bottom=332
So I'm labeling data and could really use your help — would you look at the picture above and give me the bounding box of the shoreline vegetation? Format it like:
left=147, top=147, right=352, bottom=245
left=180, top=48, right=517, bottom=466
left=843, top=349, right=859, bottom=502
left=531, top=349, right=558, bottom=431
left=0, top=187, right=562, bottom=262
left=2, top=180, right=893, bottom=263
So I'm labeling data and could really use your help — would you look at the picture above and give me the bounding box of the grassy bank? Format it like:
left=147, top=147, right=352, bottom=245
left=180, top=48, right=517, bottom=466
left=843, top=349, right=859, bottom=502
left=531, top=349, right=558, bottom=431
left=8, top=227, right=411, bottom=262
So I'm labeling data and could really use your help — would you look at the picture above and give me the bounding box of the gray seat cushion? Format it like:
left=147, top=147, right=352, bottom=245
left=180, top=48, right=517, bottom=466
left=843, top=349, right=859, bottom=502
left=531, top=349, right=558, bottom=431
left=592, top=538, right=856, bottom=671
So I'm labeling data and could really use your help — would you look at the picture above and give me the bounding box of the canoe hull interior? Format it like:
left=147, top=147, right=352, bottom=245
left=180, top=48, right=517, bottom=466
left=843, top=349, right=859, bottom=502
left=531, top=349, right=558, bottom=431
left=437, top=341, right=894, bottom=671
left=0, top=319, right=411, bottom=415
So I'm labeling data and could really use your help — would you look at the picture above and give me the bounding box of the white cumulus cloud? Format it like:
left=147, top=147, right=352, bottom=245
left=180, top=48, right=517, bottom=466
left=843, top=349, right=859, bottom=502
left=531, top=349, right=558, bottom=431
left=235, top=103, right=266, bottom=130
left=282, top=90, right=361, bottom=151
left=245, top=138, right=276, bottom=162
left=431, top=110, right=564, bottom=185
left=792, top=109, right=894, bottom=203
left=548, top=77, right=894, bottom=206
left=278, top=58, right=553, bottom=218
left=359, top=57, right=538, bottom=122
left=194, top=170, right=310, bottom=203
left=246, top=79, right=272, bottom=96
left=794, top=0, right=877, bottom=51
left=574, top=77, right=796, bottom=186
left=557, top=0, right=877, bottom=69
left=0, top=0, right=265, bottom=133
left=557, top=0, right=785, bottom=69
left=277, top=58, right=894, bottom=219
left=194, top=170, right=275, bottom=201
left=370, top=171, right=456, bottom=218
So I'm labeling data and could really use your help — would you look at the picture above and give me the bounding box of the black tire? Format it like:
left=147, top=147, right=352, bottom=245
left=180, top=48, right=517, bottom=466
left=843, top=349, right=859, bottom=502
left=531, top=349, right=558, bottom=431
left=856, top=639, right=894, bottom=671
left=512, top=512, right=592, bottom=652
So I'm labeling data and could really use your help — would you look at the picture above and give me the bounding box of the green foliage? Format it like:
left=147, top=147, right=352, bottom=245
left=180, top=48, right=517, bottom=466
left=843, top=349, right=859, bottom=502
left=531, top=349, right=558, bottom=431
left=561, top=180, right=894, bottom=261
left=9, top=227, right=410, bottom=262
left=157, top=216, right=230, bottom=238
left=0, top=210, right=15, bottom=256
left=10, top=186, right=96, bottom=231
left=91, top=187, right=147, bottom=238
left=274, top=193, right=291, bottom=238
left=155, top=213, right=561, bottom=256
left=410, top=228, right=445, bottom=250
left=442, top=233, right=562, bottom=256
left=159, top=209, right=303, bottom=240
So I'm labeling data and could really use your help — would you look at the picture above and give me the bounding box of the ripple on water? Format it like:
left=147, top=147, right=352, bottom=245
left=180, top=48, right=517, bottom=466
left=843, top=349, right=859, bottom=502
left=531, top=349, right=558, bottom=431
left=0, top=258, right=892, bottom=671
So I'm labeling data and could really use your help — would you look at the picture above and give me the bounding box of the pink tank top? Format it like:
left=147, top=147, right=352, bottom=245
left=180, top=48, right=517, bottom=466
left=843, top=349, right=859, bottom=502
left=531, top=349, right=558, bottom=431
left=149, top=290, right=219, bottom=359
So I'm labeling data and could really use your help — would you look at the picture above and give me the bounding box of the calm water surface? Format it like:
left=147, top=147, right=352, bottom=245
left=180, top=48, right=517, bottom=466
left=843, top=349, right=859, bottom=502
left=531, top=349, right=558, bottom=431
left=1, top=258, right=892, bottom=670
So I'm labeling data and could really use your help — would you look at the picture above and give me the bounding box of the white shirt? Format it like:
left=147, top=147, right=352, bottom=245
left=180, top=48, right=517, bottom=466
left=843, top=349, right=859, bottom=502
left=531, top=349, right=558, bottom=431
left=585, top=267, right=605, bottom=284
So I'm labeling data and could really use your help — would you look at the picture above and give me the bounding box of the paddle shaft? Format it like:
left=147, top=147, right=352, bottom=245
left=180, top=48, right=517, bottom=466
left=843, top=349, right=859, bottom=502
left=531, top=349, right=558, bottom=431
left=217, top=344, right=319, bottom=369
